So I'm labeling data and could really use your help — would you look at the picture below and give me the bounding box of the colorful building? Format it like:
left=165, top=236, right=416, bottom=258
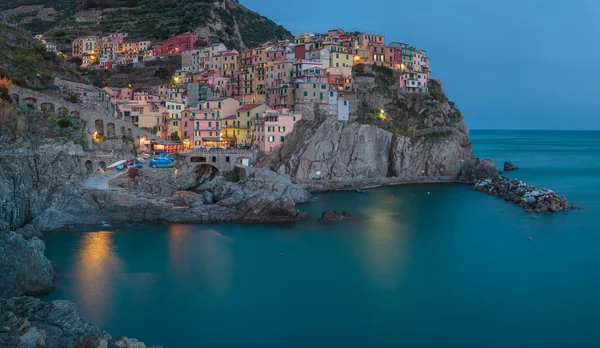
left=253, top=109, right=302, bottom=152
left=222, top=103, right=267, bottom=146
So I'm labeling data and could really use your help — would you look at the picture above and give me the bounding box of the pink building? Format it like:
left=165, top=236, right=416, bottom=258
left=357, top=33, right=385, bottom=47
left=104, top=87, right=132, bottom=100
left=265, top=47, right=286, bottom=62
left=253, top=109, right=301, bottom=152
left=152, top=32, right=208, bottom=56
left=328, top=28, right=345, bottom=37
left=184, top=108, right=221, bottom=148
left=266, top=84, right=295, bottom=110
left=399, top=71, right=429, bottom=94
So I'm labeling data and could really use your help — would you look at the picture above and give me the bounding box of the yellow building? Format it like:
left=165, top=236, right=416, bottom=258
left=330, top=51, right=355, bottom=68
left=225, top=103, right=268, bottom=146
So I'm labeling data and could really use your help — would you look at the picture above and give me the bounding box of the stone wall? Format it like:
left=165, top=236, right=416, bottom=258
left=11, top=86, right=162, bottom=142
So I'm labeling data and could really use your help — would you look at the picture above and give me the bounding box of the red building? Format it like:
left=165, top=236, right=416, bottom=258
left=152, top=32, right=208, bottom=56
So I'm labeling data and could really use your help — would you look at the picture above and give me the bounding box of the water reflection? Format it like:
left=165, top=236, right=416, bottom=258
left=360, top=195, right=413, bottom=289
left=74, top=231, right=121, bottom=327
left=168, top=225, right=233, bottom=294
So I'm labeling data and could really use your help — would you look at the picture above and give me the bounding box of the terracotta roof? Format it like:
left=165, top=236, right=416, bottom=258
left=237, top=103, right=264, bottom=111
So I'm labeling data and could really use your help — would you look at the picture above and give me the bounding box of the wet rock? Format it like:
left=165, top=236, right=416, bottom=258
left=0, top=231, right=55, bottom=298
left=504, top=162, right=519, bottom=171
left=317, top=210, right=351, bottom=223
left=458, top=158, right=499, bottom=182
left=13, top=224, right=42, bottom=240
left=473, top=176, right=571, bottom=213
left=0, top=297, right=150, bottom=348
left=202, top=191, right=213, bottom=204
left=170, top=191, right=204, bottom=207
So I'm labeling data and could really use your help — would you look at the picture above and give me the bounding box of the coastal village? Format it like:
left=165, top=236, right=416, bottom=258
left=37, top=28, right=432, bottom=152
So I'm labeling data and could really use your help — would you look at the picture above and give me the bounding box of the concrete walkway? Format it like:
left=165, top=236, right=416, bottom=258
left=83, top=171, right=120, bottom=189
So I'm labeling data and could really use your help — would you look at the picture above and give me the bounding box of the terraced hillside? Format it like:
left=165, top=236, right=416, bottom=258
left=0, top=0, right=292, bottom=51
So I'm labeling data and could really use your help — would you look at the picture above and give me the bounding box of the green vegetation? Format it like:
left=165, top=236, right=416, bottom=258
left=2, top=0, right=292, bottom=50
left=0, top=25, right=83, bottom=88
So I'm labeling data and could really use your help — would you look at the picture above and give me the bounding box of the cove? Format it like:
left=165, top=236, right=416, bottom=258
left=42, top=130, right=600, bottom=347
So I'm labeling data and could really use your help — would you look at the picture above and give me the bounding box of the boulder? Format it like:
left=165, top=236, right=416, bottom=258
left=0, top=232, right=55, bottom=298
left=317, top=210, right=351, bottom=223
left=503, top=162, right=519, bottom=171
left=0, top=297, right=149, bottom=348
left=458, top=158, right=499, bottom=182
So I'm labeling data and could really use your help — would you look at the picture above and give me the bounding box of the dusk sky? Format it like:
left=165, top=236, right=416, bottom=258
left=243, top=0, right=600, bottom=130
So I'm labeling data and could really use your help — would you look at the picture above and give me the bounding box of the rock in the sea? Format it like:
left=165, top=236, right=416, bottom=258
left=504, top=162, right=519, bottom=171
left=473, top=176, right=570, bottom=212
left=13, top=223, right=42, bottom=240
left=240, top=167, right=312, bottom=204
left=458, top=158, right=499, bottom=182
left=0, top=231, right=55, bottom=298
left=317, top=210, right=351, bottom=223
left=0, top=297, right=149, bottom=348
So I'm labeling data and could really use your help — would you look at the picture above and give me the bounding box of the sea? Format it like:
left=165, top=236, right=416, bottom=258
left=41, top=130, right=600, bottom=347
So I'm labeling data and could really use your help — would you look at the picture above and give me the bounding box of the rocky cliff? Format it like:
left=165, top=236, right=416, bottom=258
left=264, top=74, right=482, bottom=184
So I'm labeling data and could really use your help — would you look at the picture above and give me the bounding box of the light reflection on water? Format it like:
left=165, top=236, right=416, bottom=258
left=73, top=231, right=121, bottom=326
left=361, top=194, right=412, bottom=290
left=168, top=225, right=233, bottom=294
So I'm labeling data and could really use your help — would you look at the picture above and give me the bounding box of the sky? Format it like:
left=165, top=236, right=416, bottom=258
left=242, top=0, right=600, bottom=130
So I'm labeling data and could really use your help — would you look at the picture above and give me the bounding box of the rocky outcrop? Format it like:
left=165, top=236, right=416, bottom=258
left=504, top=162, right=519, bottom=171
left=268, top=117, right=393, bottom=180
left=0, top=141, right=126, bottom=232
left=105, top=166, right=310, bottom=224
left=317, top=210, right=352, bottom=224
left=0, top=297, right=148, bottom=348
left=474, top=176, right=571, bottom=212
left=264, top=79, right=477, bottom=184
left=457, top=158, right=500, bottom=182
left=0, top=231, right=55, bottom=298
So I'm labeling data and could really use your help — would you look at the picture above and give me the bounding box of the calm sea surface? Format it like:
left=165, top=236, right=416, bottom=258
left=42, top=130, right=600, bottom=347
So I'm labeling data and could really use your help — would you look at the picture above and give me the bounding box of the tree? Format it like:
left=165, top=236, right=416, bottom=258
left=196, top=39, right=209, bottom=48
left=170, top=132, right=181, bottom=141
left=0, top=73, right=12, bottom=102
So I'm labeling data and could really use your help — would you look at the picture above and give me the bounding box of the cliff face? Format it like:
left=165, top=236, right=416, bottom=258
left=0, top=142, right=102, bottom=231
left=267, top=76, right=475, bottom=182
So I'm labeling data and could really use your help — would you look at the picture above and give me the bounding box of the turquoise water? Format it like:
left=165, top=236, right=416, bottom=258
left=42, top=130, right=600, bottom=347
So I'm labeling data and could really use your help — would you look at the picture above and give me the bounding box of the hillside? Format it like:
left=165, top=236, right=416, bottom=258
left=0, top=0, right=292, bottom=51
left=0, top=24, right=83, bottom=88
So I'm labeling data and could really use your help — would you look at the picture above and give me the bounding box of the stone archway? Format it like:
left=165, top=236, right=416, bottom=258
left=127, top=128, right=132, bottom=137
left=121, top=126, right=126, bottom=136
left=40, top=102, right=55, bottom=113
left=23, top=97, right=36, bottom=109
left=211, top=156, right=217, bottom=163
left=98, top=161, right=106, bottom=171
left=106, top=123, right=116, bottom=138
left=95, top=119, right=104, bottom=136
left=194, top=163, right=219, bottom=183
left=58, top=107, right=69, bottom=115
left=85, top=160, right=93, bottom=174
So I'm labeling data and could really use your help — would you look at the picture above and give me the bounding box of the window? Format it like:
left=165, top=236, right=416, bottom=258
left=320, top=93, right=323, bottom=99
left=303, top=91, right=308, bottom=97
left=280, top=136, right=284, bottom=142
left=268, top=136, right=274, bottom=142
left=344, top=101, right=347, bottom=106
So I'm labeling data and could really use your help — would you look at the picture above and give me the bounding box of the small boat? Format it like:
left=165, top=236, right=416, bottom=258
left=354, top=188, right=369, bottom=194
left=151, top=163, right=174, bottom=169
